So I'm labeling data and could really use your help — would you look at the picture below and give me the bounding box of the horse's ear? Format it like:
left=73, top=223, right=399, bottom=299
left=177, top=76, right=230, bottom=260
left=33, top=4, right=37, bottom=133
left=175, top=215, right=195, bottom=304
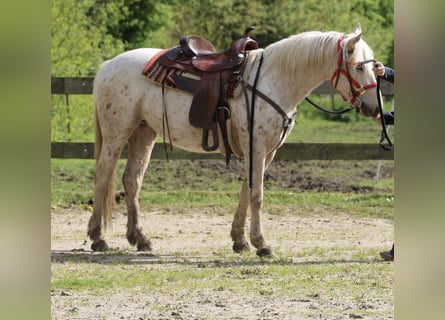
left=344, top=23, right=362, bottom=52
left=353, top=23, right=362, bottom=36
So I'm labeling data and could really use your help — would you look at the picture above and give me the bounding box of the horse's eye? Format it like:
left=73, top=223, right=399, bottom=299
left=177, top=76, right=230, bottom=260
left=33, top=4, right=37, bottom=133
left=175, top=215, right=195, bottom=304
left=356, top=63, right=363, bottom=71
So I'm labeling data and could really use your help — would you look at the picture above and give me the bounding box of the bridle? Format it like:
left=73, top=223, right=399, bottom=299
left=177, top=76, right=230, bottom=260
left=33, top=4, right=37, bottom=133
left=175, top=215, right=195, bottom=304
left=330, top=34, right=377, bottom=111
left=305, top=34, right=393, bottom=150
left=306, top=34, right=377, bottom=114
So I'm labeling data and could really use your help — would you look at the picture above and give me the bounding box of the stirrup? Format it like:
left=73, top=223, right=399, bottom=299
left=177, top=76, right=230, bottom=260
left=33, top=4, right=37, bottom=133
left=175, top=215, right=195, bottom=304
left=202, top=123, right=219, bottom=151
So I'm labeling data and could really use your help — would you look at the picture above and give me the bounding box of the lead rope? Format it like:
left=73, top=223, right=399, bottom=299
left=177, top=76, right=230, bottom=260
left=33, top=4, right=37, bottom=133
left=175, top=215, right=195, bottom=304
left=377, top=77, right=393, bottom=150
left=304, top=96, right=354, bottom=114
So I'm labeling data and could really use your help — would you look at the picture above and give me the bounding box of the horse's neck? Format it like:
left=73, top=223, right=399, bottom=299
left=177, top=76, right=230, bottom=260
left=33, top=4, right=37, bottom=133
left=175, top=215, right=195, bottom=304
left=259, top=52, right=336, bottom=113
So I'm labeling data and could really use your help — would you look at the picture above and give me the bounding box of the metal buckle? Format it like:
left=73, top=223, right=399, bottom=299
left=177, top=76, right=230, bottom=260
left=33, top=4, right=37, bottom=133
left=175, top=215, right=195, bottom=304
left=357, top=86, right=366, bottom=95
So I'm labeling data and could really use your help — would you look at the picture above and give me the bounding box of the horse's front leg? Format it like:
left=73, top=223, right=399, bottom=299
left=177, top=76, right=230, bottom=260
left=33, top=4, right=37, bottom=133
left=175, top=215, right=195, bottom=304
left=249, top=151, right=276, bottom=257
left=249, top=174, right=272, bottom=257
left=231, top=178, right=251, bottom=253
left=123, top=123, right=156, bottom=251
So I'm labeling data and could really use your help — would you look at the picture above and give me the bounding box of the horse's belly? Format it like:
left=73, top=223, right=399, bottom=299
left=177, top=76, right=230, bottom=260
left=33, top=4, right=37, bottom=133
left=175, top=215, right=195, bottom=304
left=140, top=88, right=223, bottom=154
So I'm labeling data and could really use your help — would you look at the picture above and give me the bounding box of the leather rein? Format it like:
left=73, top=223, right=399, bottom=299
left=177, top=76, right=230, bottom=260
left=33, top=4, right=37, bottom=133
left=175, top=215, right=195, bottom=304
left=242, top=52, right=296, bottom=188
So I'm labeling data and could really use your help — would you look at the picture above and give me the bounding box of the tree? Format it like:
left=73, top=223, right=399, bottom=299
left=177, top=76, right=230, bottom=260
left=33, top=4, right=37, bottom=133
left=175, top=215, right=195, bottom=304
left=87, top=0, right=172, bottom=50
left=51, top=0, right=124, bottom=76
left=168, top=0, right=393, bottom=64
left=169, top=0, right=265, bottom=49
left=51, top=0, right=124, bottom=141
left=51, top=0, right=173, bottom=141
left=51, top=0, right=394, bottom=141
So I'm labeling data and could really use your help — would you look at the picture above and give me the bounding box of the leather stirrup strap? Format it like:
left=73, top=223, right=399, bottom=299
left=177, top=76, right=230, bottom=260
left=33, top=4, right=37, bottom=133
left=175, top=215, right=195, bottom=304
left=217, top=107, right=232, bottom=165
left=161, top=79, right=173, bottom=160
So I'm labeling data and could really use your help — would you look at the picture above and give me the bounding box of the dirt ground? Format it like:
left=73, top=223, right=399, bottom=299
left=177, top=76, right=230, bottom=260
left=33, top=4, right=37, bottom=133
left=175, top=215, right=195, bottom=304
left=51, top=160, right=394, bottom=319
left=135, top=159, right=394, bottom=194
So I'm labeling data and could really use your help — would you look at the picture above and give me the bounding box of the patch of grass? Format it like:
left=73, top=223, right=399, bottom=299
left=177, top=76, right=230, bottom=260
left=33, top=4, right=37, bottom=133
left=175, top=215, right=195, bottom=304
left=51, top=258, right=393, bottom=303
left=265, top=192, right=393, bottom=220
left=52, top=158, right=393, bottom=215
left=289, top=97, right=394, bottom=143
left=139, top=190, right=239, bottom=208
left=51, top=159, right=96, bottom=205
left=288, top=116, right=391, bottom=143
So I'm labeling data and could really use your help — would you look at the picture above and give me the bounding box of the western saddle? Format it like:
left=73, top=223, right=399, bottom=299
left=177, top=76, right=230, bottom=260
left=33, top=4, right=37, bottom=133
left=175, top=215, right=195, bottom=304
left=142, top=27, right=259, bottom=164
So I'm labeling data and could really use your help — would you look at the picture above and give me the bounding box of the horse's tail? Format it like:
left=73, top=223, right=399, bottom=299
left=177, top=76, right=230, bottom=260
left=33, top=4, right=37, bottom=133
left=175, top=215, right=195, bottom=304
left=94, top=107, right=102, bottom=165
left=93, top=78, right=116, bottom=230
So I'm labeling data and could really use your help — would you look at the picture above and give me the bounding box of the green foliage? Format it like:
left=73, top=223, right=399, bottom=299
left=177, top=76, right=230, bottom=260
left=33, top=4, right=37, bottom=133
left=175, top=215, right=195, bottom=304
left=51, top=0, right=123, bottom=141
left=51, top=0, right=393, bottom=141
left=51, top=95, right=96, bottom=142
left=51, top=0, right=124, bottom=76
left=169, top=0, right=266, bottom=49
left=166, top=0, right=393, bottom=65
left=50, top=0, right=394, bottom=74
left=86, top=0, right=173, bottom=50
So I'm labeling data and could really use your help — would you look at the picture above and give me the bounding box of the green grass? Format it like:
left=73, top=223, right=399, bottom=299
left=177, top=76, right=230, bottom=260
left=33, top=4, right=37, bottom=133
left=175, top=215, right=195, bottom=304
left=51, top=114, right=394, bottom=205
left=265, top=192, right=394, bottom=220
left=51, top=159, right=393, bottom=221
left=287, top=97, right=394, bottom=143
left=51, top=159, right=95, bottom=205
left=51, top=158, right=394, bottom=223
left=289, top=116, right=382, bottom=143
left=51, top=257, right=393, bottom=303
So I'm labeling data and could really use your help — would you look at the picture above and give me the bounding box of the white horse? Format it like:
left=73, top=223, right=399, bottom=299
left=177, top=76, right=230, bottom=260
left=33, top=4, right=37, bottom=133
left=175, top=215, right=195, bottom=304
left=88, top=24, right=380, bottom=257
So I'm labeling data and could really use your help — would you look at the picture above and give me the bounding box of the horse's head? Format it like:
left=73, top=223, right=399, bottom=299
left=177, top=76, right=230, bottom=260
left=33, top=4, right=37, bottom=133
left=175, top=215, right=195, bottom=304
left=331, top=24, right=380, bottom=118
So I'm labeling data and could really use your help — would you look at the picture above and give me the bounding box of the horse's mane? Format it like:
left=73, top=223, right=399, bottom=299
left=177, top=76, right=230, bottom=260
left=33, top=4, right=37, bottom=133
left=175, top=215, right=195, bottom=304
left=263, top=31, right=341, bottom=74
left=262, top=31, right=349, bottom=76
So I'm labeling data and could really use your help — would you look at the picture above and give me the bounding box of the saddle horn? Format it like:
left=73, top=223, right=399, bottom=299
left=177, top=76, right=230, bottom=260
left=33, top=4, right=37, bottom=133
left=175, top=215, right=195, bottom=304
left=244, top=26, right=255, bottom=36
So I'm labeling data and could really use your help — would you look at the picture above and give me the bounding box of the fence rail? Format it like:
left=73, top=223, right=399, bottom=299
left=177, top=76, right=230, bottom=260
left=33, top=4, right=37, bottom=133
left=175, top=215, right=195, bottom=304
left=51, top=77, right=394, bottom=95
left=51, top=77, right=394, bottom=160
left=51, top=142, right=393, bottom=160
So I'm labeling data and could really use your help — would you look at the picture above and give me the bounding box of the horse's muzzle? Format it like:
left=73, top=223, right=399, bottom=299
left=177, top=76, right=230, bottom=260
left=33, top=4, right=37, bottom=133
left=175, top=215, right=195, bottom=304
left=359, top=101, right=380, bottom=118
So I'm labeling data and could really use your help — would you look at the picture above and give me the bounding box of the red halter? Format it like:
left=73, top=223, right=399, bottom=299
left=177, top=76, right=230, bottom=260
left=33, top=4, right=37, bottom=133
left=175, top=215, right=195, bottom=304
left=330, top=34, right=377, bottom=109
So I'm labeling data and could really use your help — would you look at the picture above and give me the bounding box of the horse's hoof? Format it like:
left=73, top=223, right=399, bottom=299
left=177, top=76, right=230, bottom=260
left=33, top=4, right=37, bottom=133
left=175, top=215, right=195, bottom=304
left=256, top=246, right=273, bottom=257
left=233, top=241, right=251, bottom=253
left=91, top=240, right=109, bottom=252
left=137, top=241, right=153, bottom=251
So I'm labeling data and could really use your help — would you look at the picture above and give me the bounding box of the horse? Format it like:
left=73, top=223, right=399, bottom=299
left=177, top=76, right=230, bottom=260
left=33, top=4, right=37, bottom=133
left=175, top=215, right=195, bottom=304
left=88, top=24, right=380, bottom=257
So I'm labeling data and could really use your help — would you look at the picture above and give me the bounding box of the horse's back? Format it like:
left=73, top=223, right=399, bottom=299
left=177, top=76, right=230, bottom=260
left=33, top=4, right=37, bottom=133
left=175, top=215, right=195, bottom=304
left=94, top=48, right=161, bottom=96
left=93, top=48, right=162, bottom=140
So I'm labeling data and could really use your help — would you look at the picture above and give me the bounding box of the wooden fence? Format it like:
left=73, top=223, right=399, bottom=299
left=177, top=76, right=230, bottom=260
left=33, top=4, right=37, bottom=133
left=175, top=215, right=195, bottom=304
left=51, top=77, right=394, bottom=160
left=51, top=77, right=394, bottom=95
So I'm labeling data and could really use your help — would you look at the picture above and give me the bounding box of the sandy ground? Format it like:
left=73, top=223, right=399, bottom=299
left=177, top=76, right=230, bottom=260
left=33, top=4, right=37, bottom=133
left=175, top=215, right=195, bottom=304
left=51, top=204, right=393, bottom=320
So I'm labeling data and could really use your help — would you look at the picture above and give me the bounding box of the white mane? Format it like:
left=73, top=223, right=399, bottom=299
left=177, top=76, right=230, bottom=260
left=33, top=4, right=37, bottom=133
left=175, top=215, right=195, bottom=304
left=262, top=30, right=373, bottom=76
left=263, top=31, right=341, bottom=75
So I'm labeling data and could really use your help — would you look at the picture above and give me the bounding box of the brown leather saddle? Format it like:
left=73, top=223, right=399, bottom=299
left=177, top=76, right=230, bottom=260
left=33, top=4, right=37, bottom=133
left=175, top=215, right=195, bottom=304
left=142, top=27, right=258, bottom=164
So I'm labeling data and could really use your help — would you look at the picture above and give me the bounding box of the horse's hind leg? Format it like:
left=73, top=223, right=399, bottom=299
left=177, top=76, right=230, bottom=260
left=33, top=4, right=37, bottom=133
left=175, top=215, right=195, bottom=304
left=123, top=122, right=157, bottom=251
left=88, top=140, right=125, bottom=251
